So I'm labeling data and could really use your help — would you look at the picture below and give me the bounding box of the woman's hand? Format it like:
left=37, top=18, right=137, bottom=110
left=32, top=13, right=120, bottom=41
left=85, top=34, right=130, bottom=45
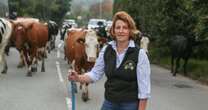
left=138, top=99, right=147, bottom=110
left=68, top=69, right=79, bottom=82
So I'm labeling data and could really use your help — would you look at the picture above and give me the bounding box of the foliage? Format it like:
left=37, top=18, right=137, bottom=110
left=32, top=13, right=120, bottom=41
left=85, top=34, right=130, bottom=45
left=8, top=0, right=72, bottom=24
left=114, top=0, right=208, bottom=81
left=113, top=0, right=208, bottom=59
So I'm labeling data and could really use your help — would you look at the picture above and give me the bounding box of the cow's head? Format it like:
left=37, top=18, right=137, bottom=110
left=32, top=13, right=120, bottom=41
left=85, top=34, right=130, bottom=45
left=13, top=23, right=30, bottom=51
left=77, top=29, right=99, bottom=62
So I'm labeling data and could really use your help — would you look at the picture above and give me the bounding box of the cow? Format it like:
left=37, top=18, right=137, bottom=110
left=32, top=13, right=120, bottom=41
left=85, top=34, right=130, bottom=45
left=135, top=33, right=150, bottom=54
left=140, top=36, right=150, bottom=53
left=0, top=18, right=13, bottom=74
left=9, top=18, right=40, bottom=68
left=170, top=35, right=208, bottom=76
left=4, top=17, right=39, bottom=61
left=65, top=29, right=100, bottom=102
left=60, top=23, right=72, bottom=41
left=12, top=21, right=48, bottom=76
left=47, top=20, right=59, bottom=53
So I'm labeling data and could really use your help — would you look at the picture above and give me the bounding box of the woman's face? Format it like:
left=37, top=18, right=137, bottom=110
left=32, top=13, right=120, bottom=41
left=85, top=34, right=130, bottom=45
left=114, top=20, right=130, bottom=42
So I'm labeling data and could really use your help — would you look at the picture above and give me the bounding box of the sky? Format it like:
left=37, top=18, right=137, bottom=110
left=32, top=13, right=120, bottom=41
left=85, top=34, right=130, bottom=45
left=0, top=0, right=8, bottom=5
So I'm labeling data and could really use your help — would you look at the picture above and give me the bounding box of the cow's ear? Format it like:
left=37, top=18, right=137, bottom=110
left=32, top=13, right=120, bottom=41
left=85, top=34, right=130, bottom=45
left=77, top=38, right=85, bottom=44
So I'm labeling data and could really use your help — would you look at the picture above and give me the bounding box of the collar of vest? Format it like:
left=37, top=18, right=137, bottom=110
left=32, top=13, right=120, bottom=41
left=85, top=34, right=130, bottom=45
left=108, top=45, right=139, bottom=54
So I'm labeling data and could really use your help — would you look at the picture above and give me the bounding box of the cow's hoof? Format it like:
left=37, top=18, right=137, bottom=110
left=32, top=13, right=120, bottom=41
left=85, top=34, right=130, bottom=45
left=79, top=85, right=82, bottom=90
left=17, top=64, right=24, bottom=68
left=41, top=68, right=45, bottom=72
left=184, top=73, right=188, bottom=76
left=31, top=67, right=37, bottom=72
left=44, top=54, right=47, bottom=58
left=27, top=72, right=32, bottom=77
left=1, top=70, right=7, bottom=74
left=82, top=93, right=89, bottom=102
left=172, top=73, right=176, bottom=77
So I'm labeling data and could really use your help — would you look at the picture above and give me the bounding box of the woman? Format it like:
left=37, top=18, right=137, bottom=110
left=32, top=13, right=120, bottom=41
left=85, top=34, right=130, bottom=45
left=68, top=11, right=151, bottom=110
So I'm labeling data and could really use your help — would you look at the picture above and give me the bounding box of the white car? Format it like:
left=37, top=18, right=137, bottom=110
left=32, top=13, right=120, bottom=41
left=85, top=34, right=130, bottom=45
left=63, top=19, right=78, bottom=28
left=106, top=20, right=113, bottom=31
left=87, top=19, right=106, bottom=29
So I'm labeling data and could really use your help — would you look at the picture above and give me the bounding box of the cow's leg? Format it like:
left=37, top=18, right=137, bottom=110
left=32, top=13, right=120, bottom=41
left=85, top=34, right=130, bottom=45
left=79, top=69, right=86, bottom=90
left=183, top=58, right=188, bottom=76
left=79, top=82, right=83, bottom=90
left=46, top=42, right=51, bottom=54
left=21, top=51, right=32, bottom=77
left=52, top=35, right=56, bottom=49
left=31, top=48, right=38, bottom=73
left=171, top=56, right=174, bottom=73
left=41, top=48, right=47, bottom=72
left=64, top=46, right=67, bottom=60
left=26, top=53, right=32, bottom=77
left=27, top=65, right=32, bottom=77
left=41, top=57, right=45, bottom=72
left=1, top=54, right=8, bottom=74
left=80, top=69, right=89, bottom=102
left=173, top=57, right=180, bottom=76
left=82, top=83, right=89, bottom=102
left=17, top=53, right=25, bottom=68
left=73, top=60, right=81, bottom=92
left=44, top=47, right=48, bottom=58
left=31, top=57, right=37, bottom=72
left=4, top=44, right=10, bottom=56
left=50, top=36, right=55, bottom=50
left=52, top=40, right=55, bottom=50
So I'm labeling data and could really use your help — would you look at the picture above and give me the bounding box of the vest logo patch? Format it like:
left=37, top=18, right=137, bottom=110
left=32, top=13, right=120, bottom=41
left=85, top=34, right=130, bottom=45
left=124, top=60, right=135, bottom=71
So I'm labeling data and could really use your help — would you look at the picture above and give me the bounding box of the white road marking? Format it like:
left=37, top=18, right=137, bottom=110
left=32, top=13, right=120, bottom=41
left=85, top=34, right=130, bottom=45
left=57, top=50, right=60, bottom=58
left=57, top=42, right=63, bottom=58
left=56, top=42, right=72, bottom=110
left=56, top=61, right=64, bottom=82
left=66, top=97, right=72, bottom=110
left=58, top=43, right=62, bottom=48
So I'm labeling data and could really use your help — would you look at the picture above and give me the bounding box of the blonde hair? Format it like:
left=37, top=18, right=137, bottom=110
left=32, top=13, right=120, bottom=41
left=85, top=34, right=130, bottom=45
left=110, top=11, right=141, bottom=40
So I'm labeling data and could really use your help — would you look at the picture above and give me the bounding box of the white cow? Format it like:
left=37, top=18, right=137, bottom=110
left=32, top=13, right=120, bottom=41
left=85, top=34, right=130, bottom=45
left=140, top=36, right=150, bottom=53
left=0, top=18, right=13, bottom=74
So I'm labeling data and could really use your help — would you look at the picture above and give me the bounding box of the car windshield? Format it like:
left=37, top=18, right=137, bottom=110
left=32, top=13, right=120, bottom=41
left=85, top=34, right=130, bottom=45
left=64, top=20, right=75, bottom=24
left=88, top=19, right=106, bottom=26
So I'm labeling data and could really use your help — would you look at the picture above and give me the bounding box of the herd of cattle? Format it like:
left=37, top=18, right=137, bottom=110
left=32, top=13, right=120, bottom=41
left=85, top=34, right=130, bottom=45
left=0, top=17, right=58, bottom=76
left=0, top=17, right=149, bottom=101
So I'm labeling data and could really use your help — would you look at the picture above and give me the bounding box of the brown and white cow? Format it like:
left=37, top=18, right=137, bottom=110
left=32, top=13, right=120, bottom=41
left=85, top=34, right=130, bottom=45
left=65, top=29, right=100, bottom=101
left=12, top=21, right=48, bottom=76
left=8, top=17, right=40, bottom=68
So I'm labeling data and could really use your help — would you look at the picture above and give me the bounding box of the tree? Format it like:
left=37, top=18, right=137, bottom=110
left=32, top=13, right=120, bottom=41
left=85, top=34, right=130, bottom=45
left=8, top=0, right=72, bottom=24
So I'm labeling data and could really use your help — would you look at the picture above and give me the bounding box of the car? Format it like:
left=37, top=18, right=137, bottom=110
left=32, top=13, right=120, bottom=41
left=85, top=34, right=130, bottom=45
left=87, top=19, right=106, bottom=29
left=63, top=19, right=78, bottom=28
left=105, top=20, right=113, bottom=31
